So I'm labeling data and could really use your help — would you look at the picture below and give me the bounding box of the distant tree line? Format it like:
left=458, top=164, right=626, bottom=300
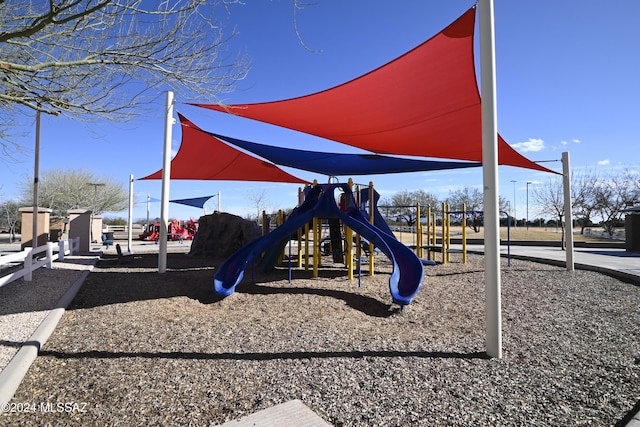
left=379, top=187, right=509, bottom=231
left=3, top=168, right=638, bottom=242
left=533, top=167, right=640, bottom=237
left=379, top=167, right=640, bottom=238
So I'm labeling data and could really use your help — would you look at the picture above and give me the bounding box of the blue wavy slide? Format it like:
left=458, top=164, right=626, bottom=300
left=214, top=184, right=424, bottom=306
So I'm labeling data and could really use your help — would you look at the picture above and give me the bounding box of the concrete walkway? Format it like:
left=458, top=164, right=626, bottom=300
left=455, top=242, right=640, bottom=285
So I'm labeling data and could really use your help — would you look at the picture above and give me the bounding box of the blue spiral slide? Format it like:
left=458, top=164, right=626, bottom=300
left=213, top=183, right=424, bottom=306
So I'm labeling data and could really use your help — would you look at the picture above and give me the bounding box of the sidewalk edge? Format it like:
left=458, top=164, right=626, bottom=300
left=0, top=268, right=92, bottom=406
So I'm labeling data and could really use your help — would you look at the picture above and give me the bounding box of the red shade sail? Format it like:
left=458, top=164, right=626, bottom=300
left=194, top=7, right=555, bottom=174
left=139, top=113, right=309, bottom=184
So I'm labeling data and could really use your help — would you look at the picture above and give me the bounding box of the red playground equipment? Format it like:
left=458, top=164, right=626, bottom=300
left=139, top=219, right=198, bottom=241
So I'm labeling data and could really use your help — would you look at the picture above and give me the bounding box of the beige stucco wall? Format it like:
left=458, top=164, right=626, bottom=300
left=18, top=207, right=52, bottom=250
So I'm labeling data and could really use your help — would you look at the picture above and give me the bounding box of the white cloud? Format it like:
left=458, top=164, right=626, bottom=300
left=512, top=138, right=545, bottom=152
left=597, top=159, right=610, bottom=166
left=572, top=139, right=581, bottom=144
left=560, top=140, right=568, bottom=146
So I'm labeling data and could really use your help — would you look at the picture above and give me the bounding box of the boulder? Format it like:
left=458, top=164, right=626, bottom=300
left=189, top=212, right=261, bottom=257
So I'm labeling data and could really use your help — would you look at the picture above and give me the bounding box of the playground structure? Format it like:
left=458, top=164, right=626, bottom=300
left=139, top=219, right=198, bottom=242
left=213, top=179, right=489, bottom=307
left=264, top=194, right=481, bottom=267
left=214, top=180, right=425, bottom=307
left=214, top=171, right=500, bottom=307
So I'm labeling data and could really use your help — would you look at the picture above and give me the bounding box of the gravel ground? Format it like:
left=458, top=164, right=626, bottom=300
left=0, top=255, right=97, bottom=371
left=1, top=251, right=639, bottom=426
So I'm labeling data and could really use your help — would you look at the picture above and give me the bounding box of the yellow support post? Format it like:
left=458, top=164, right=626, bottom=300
left=432, top=209, right=437, bottom=260
left=312, top=217, right=319, bottom=278
left=416, top=203, right=423, bottom=258
left=432, top=212, right=436, bottom=260
left=441, top=202, right=447, bottom=264
left=304, top=221, right=310, bottom=271
left=354, top=184, right=362, bottom=275
left=462, top=203, right=468, bottom=264
left=426, top=206, right=432, bottom=261
left=305, top=182, right=316, bottom=271
left=446, top=203, right=451, bottom=263
left=297, top=230, right=303, bottom=267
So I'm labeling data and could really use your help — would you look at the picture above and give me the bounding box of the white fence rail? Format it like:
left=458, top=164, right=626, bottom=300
left=0, top=237, right=81, bottom=289
left=102, top=225, right=144, bottom=233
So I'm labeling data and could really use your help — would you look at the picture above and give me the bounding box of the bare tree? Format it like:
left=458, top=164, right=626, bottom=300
left=446, top=187, right=481, bottom=212
left=533, top=168, right=640, bottom=239
left=0, top=0, right=248, bottom=147
left=621, top=167, right=640, bottom=202
left=247, top=189, right=268, bottom=221
left=445, top=186, right=509, bottom=231
left=0, top=200, right=21, bottom=242
left=446, top=187, right=483, bottom=231
left=593, top=171, right=639, bottom=236
left=533, top=176, right=565, bottom=242
left=381, top=189, right=440, bottom=226
left=18, top=168, right=129, bottom=217
left=571, top=169, right=600, bottom=234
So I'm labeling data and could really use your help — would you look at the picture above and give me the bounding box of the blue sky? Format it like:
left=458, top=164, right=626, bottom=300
left=3, top=1, right=639, bottom=222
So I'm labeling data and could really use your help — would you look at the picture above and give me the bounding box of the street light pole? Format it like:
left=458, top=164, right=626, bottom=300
left=32, top=107, right=60, bottom=248
left=32, top=111, right=41, bottom=249
left=526, top=181, right=532, bottom=230
left=207, top=192, right=221, bottom=215
left=146, top=194, right=150, bottom=232
left=510, top=180, right=517, bottom=229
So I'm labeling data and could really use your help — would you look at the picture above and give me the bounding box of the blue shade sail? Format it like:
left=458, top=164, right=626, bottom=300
left=210, top=132, right=482, bottom=176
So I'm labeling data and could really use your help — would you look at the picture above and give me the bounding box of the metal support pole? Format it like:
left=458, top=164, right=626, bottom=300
left=146, top=194, right=150, bottom=233
left=32, top=111, right=41, bottom=249
left=562, top=152, right=574, bottom=271
left=158, top=91, right=174, bottom=273
left=127, top=175, right=134, bottom=252
left=480, top=0, right=502, bottom=359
